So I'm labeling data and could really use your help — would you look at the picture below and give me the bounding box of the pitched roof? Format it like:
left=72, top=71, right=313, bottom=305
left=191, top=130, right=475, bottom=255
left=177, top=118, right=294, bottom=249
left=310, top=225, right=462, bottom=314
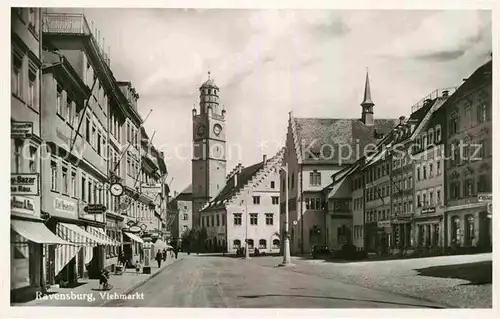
left=180, top=184, right=192, bottom=195
left=446, top=60, right=492, bottom=105
left=293, top=117, right=398, bottom=164
left=203, top=162, right=264, bottom=211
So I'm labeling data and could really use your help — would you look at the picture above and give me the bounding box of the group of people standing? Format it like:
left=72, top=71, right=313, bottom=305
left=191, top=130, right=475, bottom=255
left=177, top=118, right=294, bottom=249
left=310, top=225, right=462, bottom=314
left=155, top=247, right=178, bottom=268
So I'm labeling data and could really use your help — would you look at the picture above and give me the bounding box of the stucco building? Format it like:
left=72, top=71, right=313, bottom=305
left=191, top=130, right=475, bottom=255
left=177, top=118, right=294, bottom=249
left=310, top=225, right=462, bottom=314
left=282, top=72, right=398, bottom=254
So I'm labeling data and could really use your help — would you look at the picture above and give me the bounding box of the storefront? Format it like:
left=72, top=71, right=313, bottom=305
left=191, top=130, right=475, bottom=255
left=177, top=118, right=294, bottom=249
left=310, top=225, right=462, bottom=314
left=414, top=207, right=444, bottom=251
left=376, top=221, right=392, bottom=255
left=446, top=202, right=491, bottom=250
left=122, top=226, right=144, bottom=267
left=104, top=214, right=124, bottom=270
left=391, top=215, right=414, bottom=255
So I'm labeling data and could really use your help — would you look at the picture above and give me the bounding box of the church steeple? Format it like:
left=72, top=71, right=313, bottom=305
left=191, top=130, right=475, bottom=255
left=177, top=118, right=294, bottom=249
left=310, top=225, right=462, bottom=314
left=361, top=69, right=374, bottom=125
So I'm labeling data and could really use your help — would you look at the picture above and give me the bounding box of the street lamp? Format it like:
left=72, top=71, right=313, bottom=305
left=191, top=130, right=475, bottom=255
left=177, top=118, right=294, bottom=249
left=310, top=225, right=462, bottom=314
left=279, top=163, right=293, bottom=267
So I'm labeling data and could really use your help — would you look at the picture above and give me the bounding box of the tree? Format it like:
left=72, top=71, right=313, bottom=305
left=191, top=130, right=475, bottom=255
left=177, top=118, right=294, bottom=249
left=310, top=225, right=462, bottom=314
left=197, top=227, right=208, bottom=253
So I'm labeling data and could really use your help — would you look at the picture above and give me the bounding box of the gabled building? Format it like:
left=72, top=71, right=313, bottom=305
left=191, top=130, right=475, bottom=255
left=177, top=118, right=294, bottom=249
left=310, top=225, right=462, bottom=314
left=169, top=184, right=193, bottom=245
left=200, top=150, right=284, bottom=254
left=282, top=72, right=398, bottom=254
left=444, top=60, right=492, bottom=251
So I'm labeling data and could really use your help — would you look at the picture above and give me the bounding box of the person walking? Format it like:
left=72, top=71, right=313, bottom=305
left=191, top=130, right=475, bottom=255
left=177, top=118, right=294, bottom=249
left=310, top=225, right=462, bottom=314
left=155, top=250, right=163, bottom=268
left=162, top=248, right=166, bottom=261
left=174, top=246, right=178, bottom=259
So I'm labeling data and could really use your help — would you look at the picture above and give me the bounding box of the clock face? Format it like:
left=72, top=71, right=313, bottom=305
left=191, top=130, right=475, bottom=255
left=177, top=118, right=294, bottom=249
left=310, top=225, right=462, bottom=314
left=110, top=183, right=124, bottom=197
left=197, top=124, right=206, bottom=137
left=213, top=124, right=222, bottom=136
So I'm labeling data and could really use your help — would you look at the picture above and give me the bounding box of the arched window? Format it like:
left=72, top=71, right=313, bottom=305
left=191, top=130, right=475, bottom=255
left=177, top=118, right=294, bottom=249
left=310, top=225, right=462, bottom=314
left=272, top=239, right=280, bottom=248
left=465, top=215, right=475, bottom=246
left=259, top=239, right=267, bottom=249
left=247, top=239, right=254, bottom=249
left=233, top=239, right=241, bottom=249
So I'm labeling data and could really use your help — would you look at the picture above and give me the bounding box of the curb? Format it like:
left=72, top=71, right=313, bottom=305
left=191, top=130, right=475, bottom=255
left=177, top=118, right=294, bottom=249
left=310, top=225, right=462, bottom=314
left=100, top=258, right=181, bottom=307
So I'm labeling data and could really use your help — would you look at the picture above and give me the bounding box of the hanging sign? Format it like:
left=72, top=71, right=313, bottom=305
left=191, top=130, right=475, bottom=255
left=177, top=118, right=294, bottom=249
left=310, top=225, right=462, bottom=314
left=11, top=173, right=39, bottom=196
left=11, top=121, right=33, bottom=139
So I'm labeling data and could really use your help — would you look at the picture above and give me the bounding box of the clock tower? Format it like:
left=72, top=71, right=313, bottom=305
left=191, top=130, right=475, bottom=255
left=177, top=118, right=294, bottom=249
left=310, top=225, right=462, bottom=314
left=192, top=72, right=227, bottom=229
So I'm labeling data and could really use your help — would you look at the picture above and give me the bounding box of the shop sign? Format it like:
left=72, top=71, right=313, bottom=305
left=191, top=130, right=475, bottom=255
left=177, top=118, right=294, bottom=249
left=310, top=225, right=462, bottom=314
left=84, top=204, right=107, bottom=214
left=11, top=121, right=33, bottom=139
left=11, top=196, right=35, bottom=216
left=54, top=197, right=77, bottom=216
left=128, top=225, right=141, bottom=233
left=377, top=221, right=391, bottom=228
left=422, top=207, right=436, bottom=214
left=478, top=193, right=492, bottom=202
left=11, top=173, right=39, bottom=196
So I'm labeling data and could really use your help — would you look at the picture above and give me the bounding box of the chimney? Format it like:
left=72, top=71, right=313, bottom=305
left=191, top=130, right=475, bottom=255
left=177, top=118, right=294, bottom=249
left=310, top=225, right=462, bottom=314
left=399, top=116, right=405, bottom=124
left=442, top=90, right=449, bottom=97
left=263, top=154, right=267, bottom=164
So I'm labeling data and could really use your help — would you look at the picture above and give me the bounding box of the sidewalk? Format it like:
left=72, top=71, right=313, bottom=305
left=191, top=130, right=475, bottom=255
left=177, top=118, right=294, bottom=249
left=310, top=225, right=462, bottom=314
left=13, top=256, right=182, bottom=307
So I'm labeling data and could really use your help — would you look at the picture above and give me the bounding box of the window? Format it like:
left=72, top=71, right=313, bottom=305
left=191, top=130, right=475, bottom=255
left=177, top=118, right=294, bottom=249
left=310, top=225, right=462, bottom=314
left=81, top=174, right=86, bottom=201
left=423, top=166, right=427, bottom=179
left=417, top=168, right=421, bottom=181
left=272, top=239, right=280, bottom=249
left=465, top=215, right=475, bottom=246
left=478, top=104, right=488, bottom=123
left=250, top=213, right=258, bottom=225
left=435, top=125, right=442, bottom=143
left=265, top=213, right=273, bottom=225
left=12, top=52, right=23, bottom=98
left=477, top=175, right=489, bottom=193
left=62, top=166, right=68, bottom=195
left=56, top=85, right=63, bottom=116
left=183, top=213, right=188, bottom=221
left=51, top=160, right=58, bottom=191
left=233, top=213, right=242, bottom=226
left=216, top=215, right=220, bottom=226
left=259, top=239, right=267, bottom=249
left=252, top=196, right=260, bottom=205
left=429, top=191, right=434, bottom=206
left=211, top=215, right=215, bottom=227
left=28, top=145, right=37, bottom=173
left=450, top=181, right=461, bottom=200
left=270, top=181, right=275, bottom=189
left=436, top=161, right=441, bottom=175
left=465, top=106, right=472, bottom=127
left=28, top=68, right=36, bottom=108
left=247, top=239, right=254, bottom=249
left=464, top=179, right=474, bottom=197
left=233, top=239, right=241, bottom=249
left=429, top=163, right=433, bottom=178
left=437, top=189, right=441, bottom=205
left=271, top=196, right=279, bottom=205
left=417, top=194, right=421, bottom=207
left=13, top=140, right=23, bottom=173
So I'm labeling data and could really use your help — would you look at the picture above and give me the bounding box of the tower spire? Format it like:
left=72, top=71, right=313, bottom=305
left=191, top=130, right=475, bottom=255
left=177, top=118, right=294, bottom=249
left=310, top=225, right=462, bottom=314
left=361, top=68, right=374, bottom=106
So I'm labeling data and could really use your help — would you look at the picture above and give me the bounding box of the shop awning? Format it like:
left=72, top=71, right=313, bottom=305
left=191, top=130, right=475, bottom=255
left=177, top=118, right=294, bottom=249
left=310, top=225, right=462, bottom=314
left=154, top=239, right=168, bottom=249
left=88, top=226, right=120, bottom=246
left=58, top=223, right=108, bottom=245
left=124, top=232, right=144, bottom=244
left=11, top=219, right=73, bottom=245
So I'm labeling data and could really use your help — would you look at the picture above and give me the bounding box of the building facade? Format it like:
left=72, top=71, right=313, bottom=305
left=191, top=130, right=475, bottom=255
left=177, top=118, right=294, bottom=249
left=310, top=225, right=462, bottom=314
left=169, top=185, right=193, bottom=246
left=282, top=72, right=397, bottom=254
left=444, top=60, right=492, bottom=251
left=201, top=151, right=284, bottom=254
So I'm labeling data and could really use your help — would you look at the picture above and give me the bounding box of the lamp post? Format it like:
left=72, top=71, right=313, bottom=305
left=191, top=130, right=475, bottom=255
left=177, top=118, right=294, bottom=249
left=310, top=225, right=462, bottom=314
left=279, top=163, right=293, bottom=266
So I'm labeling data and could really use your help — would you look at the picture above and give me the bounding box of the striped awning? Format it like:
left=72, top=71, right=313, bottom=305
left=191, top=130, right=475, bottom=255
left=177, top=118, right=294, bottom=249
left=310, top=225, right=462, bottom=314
left=57, top=223, right=107, bottom=246
left=88, top=226, right=120, bottom=246
left=11, top=219, right=73, bottom=245
left=124, top=232, right=144, bottom=244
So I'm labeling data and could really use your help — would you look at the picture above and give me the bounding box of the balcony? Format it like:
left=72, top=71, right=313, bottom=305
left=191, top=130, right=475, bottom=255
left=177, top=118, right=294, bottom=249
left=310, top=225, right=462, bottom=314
left=410, top=87, right=458, bottom=113
left=42, top=13, right=110, bottom=66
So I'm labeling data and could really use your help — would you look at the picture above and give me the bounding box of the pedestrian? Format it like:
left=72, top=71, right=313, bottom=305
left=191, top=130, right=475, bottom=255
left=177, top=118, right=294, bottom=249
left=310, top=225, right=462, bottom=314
left=174, top=247, right=178, bottom=259
left=162, top=248, right=166, bottom=261
left=135, top=260, right=141, bottom=275
left=155, top=250, right=162, bottom=268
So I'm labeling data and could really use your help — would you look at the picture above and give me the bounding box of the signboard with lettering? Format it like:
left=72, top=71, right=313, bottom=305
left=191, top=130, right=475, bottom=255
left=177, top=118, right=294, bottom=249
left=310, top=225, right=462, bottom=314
left=478, top=193, right=492, bottom=202
left=84, top=204, right=107, bottom=214
left=11, top=121, right=33, bottom=139
left=54, top=197, right=77, bottom=216
left=11, top=173, right=39, bottom=196
left=11, top=196, right=35, bottom=216
left=422, top=207, right=436, bottom=214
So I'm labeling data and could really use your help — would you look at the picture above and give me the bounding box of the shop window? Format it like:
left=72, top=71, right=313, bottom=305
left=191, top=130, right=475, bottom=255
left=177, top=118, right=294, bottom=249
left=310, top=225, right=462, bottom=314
left=465, top=215, right=475, bottom=246
left=247, top=239, right=254, bottom=249
left=259, top=239, right=267, bottom=249
left=272, top=239, right=280, bottom=249
left=452, top=216, right=461, bottom=245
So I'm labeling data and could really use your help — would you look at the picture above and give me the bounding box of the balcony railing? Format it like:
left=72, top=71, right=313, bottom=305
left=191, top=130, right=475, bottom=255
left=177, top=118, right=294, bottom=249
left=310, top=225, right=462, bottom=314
left=43, top=13, right=110, bottom=66
left=411, top=87, right=458, bottom=113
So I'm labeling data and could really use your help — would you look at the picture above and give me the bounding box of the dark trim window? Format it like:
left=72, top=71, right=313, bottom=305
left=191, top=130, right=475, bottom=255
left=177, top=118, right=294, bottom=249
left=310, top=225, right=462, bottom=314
left=51, top=160, right=58, bottom=191
left=265, top=213, right=273, bottom=225
left=270, top=181, right=275, bottom=189
left=250, top=213, right=258, bottom=225
left=259, top=239, right=267, bottom=249
left=233, top=213, right=242, bottom=226
left=271, top=196, right=279, bottom=205
left=252, top=196, right=260, bottom=205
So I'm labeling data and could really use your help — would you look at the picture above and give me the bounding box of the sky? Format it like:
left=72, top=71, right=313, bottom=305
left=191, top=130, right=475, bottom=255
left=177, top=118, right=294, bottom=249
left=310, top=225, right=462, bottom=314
left=49, top=8, right=492, bottom=193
